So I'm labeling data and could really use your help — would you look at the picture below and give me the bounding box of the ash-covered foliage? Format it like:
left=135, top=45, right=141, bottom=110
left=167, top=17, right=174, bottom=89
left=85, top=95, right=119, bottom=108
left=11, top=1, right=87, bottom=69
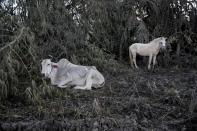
left=0, top=0, right=197, bottom=130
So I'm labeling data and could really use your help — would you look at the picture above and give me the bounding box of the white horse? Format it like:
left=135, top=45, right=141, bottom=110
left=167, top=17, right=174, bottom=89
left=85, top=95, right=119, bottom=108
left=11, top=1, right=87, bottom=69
left=129, top=37, right=167, bottom=70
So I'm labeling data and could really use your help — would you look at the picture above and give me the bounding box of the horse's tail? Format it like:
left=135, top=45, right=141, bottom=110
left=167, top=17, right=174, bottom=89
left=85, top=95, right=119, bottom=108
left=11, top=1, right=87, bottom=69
left=129, top=47, right=133, bottom=68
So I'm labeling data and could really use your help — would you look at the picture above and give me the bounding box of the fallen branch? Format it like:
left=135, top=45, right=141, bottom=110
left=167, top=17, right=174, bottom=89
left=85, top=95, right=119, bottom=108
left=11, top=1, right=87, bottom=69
left=0, top=27, right=26, bottom=53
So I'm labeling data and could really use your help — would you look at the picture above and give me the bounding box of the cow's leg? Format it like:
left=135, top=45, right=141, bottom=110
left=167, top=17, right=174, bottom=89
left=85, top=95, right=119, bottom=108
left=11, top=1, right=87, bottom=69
left=148, top=54, right=153, bottom=70
left=93, top=70, right=105, bottom=88
left=84, top=70, right=93, bottom=90
left=58, top=84, right=68, bottom=88
left=74, top=69, right=93, bottom=90
left=57, top=77, right=72, bottom=88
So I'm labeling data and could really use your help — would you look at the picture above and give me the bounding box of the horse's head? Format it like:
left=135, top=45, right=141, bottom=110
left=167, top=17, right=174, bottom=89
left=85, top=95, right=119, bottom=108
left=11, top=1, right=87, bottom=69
left=159, top=37, right=167, bottom=50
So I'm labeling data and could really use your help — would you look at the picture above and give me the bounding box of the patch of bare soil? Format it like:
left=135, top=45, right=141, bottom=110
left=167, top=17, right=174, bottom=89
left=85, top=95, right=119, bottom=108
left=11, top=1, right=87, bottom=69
left=0, top=68, right=197, bottom=131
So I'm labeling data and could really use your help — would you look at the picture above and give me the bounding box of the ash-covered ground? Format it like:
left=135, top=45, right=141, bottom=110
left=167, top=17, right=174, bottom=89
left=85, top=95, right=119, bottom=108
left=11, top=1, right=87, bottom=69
left=0, top=68, right=197, bottom=131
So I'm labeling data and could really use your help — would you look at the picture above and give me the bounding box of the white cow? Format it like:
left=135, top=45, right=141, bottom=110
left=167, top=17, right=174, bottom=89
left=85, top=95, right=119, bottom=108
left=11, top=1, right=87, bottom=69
left=41, top=59, right=105, bottom=90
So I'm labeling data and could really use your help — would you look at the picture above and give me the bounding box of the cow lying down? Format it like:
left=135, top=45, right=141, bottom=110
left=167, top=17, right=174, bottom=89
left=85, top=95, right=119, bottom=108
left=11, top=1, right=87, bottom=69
left=41, top=59, right=105, bottom=90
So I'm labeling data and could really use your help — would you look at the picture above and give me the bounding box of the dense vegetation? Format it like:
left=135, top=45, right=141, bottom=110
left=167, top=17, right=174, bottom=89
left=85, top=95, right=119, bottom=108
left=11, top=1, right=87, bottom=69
left=0, top=0, right=197, bottom=130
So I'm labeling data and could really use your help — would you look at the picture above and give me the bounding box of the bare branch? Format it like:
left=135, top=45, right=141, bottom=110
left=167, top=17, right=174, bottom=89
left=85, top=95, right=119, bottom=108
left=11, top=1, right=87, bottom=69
left=0, top=27, right=25, bottom=53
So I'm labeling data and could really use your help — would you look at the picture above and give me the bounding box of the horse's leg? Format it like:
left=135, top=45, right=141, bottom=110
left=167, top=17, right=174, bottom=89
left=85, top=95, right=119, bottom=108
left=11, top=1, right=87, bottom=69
left=132, top=52, right=138, bottom=69
left=129, top=49, right=134, bottom=68
left=153, top=55, right=157, bottom=69
left=148, top=55, right=153, bottom=70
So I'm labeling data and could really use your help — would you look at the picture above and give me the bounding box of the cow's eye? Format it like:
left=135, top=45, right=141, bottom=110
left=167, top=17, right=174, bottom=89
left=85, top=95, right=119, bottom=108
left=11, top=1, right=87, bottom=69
left=47, top=64, right=50, bottom=66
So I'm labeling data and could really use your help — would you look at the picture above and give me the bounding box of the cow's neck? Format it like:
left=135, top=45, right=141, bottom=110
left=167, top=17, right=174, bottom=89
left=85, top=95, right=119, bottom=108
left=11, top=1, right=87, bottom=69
left=49, top=64, right=58, bottom=74
left=49, top=69, right=58, bottom=85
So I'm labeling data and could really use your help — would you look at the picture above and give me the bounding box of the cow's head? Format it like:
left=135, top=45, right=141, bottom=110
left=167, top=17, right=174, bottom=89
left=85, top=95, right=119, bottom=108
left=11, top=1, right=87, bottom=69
left=41, top=59, right=53, bottom=77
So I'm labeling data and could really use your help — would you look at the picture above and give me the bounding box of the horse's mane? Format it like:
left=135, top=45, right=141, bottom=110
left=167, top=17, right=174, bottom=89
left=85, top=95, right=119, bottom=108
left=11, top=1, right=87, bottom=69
left=149, top=37, right=163, bottom=44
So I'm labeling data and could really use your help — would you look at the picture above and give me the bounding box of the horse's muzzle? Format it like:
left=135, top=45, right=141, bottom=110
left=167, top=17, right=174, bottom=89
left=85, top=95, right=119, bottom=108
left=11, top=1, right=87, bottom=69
left=161, top=47, right=166, bottom=51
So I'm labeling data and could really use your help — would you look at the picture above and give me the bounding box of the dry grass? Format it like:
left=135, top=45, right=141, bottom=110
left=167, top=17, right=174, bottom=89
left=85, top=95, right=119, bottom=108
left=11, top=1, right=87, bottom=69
left=0, top=68, right=197, bottom=130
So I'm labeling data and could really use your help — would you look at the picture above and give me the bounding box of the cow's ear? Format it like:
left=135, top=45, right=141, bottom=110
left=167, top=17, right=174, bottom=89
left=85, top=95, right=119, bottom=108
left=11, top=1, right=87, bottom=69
left=52, top=64, right=58, bottom=68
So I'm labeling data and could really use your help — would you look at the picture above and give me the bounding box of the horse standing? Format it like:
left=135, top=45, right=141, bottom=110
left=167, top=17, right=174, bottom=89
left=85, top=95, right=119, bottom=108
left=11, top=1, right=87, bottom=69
left=129, top=37, right=167, bottom=70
